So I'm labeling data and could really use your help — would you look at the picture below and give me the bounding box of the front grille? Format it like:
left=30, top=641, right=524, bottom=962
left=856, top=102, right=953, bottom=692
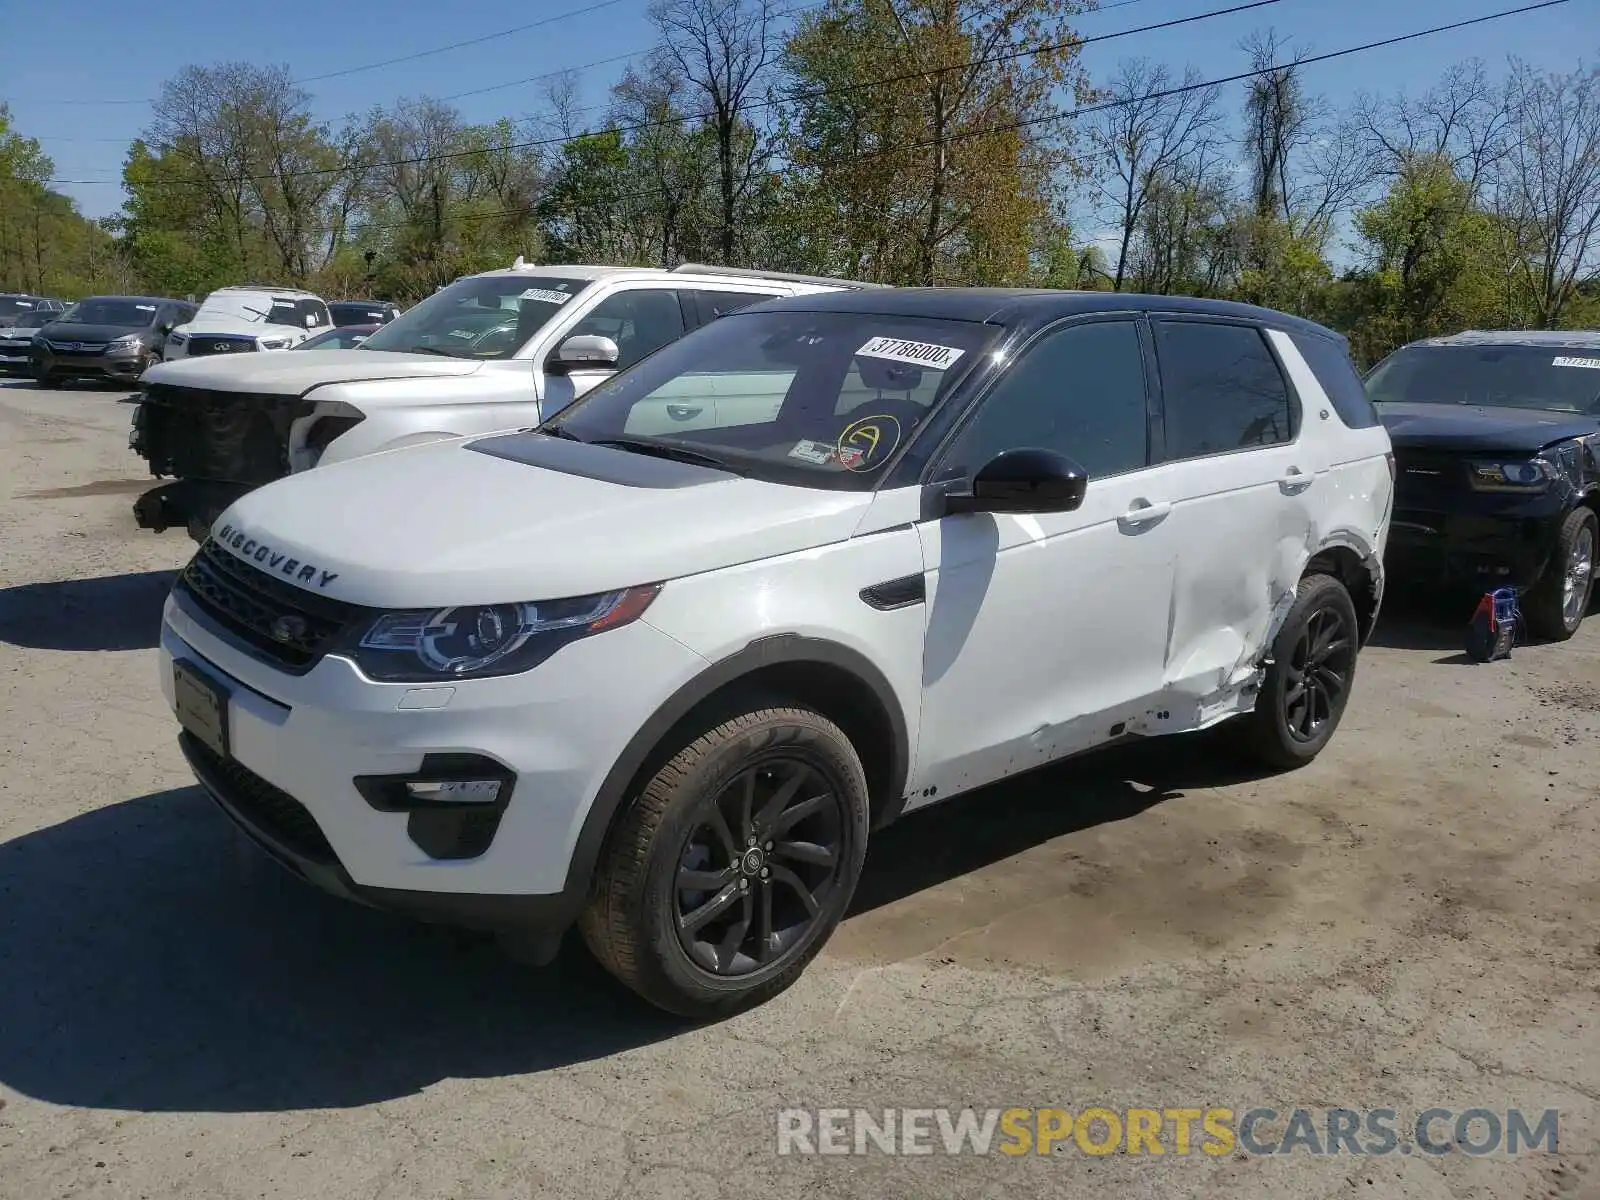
left=46, top=339, right=107, bottom=355
left=187, top=336, right=258, bottom=357
left=1392, top=450, right=1467, bottom=508
left=183, top=732, right=336, bottom=863
left=136, top=383, right=293, bottom=483
left=176, top=538, right=366, bottom=672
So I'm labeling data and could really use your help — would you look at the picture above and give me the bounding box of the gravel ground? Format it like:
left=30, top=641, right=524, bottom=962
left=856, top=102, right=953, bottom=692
left=0, top=379, right=1596, bottom=1200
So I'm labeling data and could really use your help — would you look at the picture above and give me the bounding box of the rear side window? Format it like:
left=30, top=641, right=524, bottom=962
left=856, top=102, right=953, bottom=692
left=1154, top=321, right=1295, bottom=459
left=1290, top=332, right=1380, bottom=429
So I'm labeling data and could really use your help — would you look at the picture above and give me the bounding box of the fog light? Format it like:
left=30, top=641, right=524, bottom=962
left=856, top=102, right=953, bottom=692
left=403, top=779, right=502, bottom=804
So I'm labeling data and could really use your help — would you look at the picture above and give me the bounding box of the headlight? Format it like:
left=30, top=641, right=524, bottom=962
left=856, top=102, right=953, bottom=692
left=167, top=332, right=187, bottom=345
left=107, top=334, right=144, bottom=350
left=353, top=584, right=661, bottom=681
left=1466, top=458, right=1559, bottom=491
left=259, top=337, right=291, bottom=350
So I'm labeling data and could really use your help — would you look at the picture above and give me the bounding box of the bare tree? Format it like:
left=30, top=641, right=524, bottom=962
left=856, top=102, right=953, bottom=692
left=650, top=0, right=781, bottom=262
left=1091, top=58, right=1223, bottom=290
left=539, top=70, right=587, bottom=143
left=1240, top=28, right=1318, bottom=223
left=1353, top=60, right=1510, bottom=201
left=1496, top=58, right=1600, bottom=326
left=610, top=52, right=716, bottom=265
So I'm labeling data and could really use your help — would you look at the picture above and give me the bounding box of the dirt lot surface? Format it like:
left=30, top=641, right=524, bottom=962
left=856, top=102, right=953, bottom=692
left=0, top=379, right=1596, bottom=1200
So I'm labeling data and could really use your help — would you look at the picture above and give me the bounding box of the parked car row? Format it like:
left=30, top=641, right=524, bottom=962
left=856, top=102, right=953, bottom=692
left=145, top=266, right=1419, bottom=1018
left=0, top=286, right=401, bottom=384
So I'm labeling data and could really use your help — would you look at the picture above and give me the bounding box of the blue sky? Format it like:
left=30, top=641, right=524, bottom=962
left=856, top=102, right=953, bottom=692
left=3, top=0, right=1594, bottom=222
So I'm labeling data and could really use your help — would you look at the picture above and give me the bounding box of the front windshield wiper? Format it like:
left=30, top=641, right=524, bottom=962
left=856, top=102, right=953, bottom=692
left=588, top=437, right=740, bottom=473
left=535, top=424, right=585, bottom=442
left=405, top=345, right=470, bottom=358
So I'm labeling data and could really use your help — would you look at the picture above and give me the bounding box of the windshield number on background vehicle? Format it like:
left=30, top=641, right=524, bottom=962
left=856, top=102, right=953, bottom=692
left=1552, top=356, right=1600, bottom=369
left=519, top=288, right=573, bottom=305
left=856, top=335, right=965, bottom=370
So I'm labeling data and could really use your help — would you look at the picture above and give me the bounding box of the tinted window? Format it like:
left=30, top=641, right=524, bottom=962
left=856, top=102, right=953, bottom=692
left=567, top=288, right=687, bottom=370
left=1291, top=332, right=1379, bottom=428
left=692, top=289, right=780, bottom=324
left=1155, top=321, right=1294, bottom=458
left=943, top=320, right=1149, bottom=479
left=1365, top=344, right=1600, bottom=414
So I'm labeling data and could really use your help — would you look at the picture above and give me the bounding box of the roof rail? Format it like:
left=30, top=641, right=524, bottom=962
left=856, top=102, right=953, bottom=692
left=671, top=262, right=886, bottom=290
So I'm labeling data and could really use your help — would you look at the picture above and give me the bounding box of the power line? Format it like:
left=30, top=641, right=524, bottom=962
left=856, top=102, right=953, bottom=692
left=142, top=0, right=1573, bottom=241
left=47, top=0, right=1287, bottom=189
left=5, top=0, right=634, bottom=108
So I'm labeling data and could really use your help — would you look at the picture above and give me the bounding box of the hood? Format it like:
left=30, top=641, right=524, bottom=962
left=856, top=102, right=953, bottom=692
left=38, top=322, right=154, bottom=343
left=211, top=431, right=872, bottom=607
left=144, top=349, right=485, bottom=394
left=0, top=324, right=44, bottom=340
left=1377, top=402, right=1600, bottom=454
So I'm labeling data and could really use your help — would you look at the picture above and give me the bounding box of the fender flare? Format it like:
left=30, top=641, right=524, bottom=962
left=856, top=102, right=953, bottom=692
left=560, top=633, right=911, bottom=897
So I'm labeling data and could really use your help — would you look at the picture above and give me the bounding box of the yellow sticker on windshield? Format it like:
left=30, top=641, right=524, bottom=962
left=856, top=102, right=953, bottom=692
left=837, top=414, right=902, bottom=472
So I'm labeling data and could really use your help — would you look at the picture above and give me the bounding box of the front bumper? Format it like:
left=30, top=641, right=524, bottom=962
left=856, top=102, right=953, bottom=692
left=1385, top=495, right=1568, bottom=589
left=0, top=348, right=33, bottom=374
left=159, top=586, right=709, bottom=931
left=35, top=346, right=151, bottom=380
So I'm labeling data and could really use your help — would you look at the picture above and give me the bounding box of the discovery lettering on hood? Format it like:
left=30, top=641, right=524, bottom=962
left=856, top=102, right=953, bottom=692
left=218, top=524, right=340, bottom=588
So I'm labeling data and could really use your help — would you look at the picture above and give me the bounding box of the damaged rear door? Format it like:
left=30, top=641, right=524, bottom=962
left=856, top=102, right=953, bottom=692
left=1146, top=316, right=1323, bottom=721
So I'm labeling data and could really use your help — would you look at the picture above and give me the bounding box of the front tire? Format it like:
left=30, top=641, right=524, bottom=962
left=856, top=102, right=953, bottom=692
left=1236, top=573, right=1360, bottom=770
left=1523, top=507, right=1597, bottom=642
left=580, top=706, right=869, bottom=1018
left=33, top=371, right=60, bottom=389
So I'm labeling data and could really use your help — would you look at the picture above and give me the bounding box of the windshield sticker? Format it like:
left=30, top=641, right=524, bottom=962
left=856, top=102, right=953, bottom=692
left=135, top=304, right=156, bottom=311
left=856, top=336, right=964, bottom=370
left=788, top=438, right=838, bottom=465
left=836, top=413, right=903, bottom=472
left=519, top=288, right=573, bottom=305
left=1552, top=356, right=1600, bottom=369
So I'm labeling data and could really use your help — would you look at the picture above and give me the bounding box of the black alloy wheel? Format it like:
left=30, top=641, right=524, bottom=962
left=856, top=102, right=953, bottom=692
left=1282, top=604, right=1356, bottom=743
left=674, top=757, right=846, bottom=977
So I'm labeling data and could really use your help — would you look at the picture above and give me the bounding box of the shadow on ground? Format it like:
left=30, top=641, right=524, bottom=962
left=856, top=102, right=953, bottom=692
left=0, top=570, right=177, bottom=652
left=0, top=735, right=1257, bottom=1116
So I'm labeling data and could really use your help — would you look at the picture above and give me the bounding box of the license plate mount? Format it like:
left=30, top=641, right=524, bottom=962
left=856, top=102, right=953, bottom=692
left=173, top=659, right=230, bottom=759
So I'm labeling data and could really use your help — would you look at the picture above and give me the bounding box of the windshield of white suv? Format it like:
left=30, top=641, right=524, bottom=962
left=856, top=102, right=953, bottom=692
left=542, top=308, right=997, bottom=489
left=194, top=291, right=279, bottom=325
left=1366, top=344, right=1600, bottom=414
left=361, top=274, right=590, bottom=359
left=59, top=298, right=160, bottom=326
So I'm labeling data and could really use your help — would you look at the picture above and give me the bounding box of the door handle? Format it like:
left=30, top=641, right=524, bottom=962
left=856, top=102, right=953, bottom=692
left=666, top=403, right=703, bottom=421
left=1117, top=499, right=1172, bottom=529
left=1279, top=466, right=1313, bottom=493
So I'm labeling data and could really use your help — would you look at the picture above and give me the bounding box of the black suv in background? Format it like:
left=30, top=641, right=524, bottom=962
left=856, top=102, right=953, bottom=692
left=0, top=294, right=68, bottom=329
left=328, top=300, right=401, bottom=327
left=1368, top=330, right=1599, bottom=640
left=32, top=296, right=198, bottom=387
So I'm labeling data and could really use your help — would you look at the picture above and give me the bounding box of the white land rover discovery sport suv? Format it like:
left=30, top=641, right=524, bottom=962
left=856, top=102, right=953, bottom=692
left=157, top=288, right=1394, bottom=1016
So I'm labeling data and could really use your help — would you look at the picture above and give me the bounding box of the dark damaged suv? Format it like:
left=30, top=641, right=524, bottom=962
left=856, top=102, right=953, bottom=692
left=1368, top=330, right=1599, bottom=640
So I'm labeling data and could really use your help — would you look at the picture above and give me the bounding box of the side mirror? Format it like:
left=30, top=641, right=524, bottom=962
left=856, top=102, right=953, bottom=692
left=305, top=314, right=318, bottom=328
left=944, top=448, right=1089, bottom=515
left=158, top=319, right=174, bottom=334
left=547, top=333, right=619, bottom=375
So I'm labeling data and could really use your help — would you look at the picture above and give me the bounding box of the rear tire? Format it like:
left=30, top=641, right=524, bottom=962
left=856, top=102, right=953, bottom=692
left=580, top=705, right=869, bottom=1018
left=1236, top=573, right=1360, bottom=770
left=1522, top=507, right=1597, bottom=642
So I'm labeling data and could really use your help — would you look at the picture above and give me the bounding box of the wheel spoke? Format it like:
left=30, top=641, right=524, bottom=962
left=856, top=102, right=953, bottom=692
left=774, top=839, right=836, bottom=868
left=679, top=882, right=742, bottom=934
left=769, top=792, right=830, bottom=836
left=754, top=766, right=809, bottom=835
left=1313, top=636, right=1351, bottom=665
left=707, top=807, right=740, bottom=861
left=756, top=883, right=776, bottom=963
left=769, top=864, right=820, bottom=916
left=1313, top=665, right=1346, bottom=698
left=714, top=893, right=754, bottom=971
left=737, top=770, right=757, bottom=844
left=677, top=865, right=735, bottom=893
